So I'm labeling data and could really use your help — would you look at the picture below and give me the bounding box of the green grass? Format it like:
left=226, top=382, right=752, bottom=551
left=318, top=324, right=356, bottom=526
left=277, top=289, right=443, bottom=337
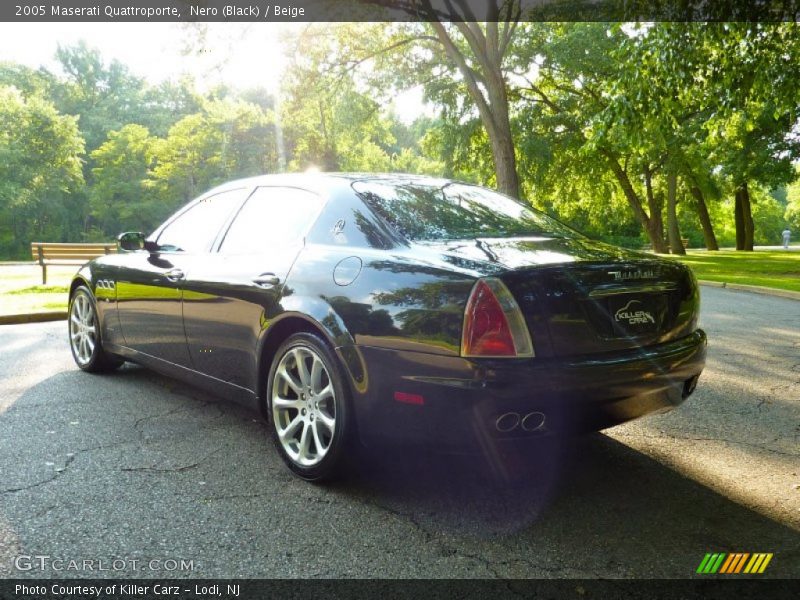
left=6, top=285, right=69, bottom=295
left=658, top=250, right=800, bottom=293
left=0, top=264, right=76, bottom=315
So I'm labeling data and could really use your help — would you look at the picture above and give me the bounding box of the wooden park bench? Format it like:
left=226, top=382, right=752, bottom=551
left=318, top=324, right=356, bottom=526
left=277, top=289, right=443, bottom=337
left=31, top=242, right=116, bottom=284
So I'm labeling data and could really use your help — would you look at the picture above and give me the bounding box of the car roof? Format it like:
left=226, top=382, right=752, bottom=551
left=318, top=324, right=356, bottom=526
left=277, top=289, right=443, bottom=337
left=207, top=172, right=456, bottom=196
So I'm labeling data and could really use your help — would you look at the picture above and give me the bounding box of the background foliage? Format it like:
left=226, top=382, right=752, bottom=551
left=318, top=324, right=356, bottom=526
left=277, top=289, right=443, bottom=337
left=1, top=22, right=798, bottom=259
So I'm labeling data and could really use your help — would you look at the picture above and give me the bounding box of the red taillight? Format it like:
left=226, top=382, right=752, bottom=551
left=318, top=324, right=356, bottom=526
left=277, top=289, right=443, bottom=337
left=461, top=278, right=534, bottom=358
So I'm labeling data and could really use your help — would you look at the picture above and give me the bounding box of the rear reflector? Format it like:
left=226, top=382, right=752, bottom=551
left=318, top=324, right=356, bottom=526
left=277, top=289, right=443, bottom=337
left=394, top=391, right=425, bottom=405
left=461, top=278, right=534, bottom=358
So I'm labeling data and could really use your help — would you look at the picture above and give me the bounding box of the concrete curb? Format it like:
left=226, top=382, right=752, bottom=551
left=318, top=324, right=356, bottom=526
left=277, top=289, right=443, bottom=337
left=698, top=280, right=800, bottom=301
left=0, top=311, right=67, bottom=325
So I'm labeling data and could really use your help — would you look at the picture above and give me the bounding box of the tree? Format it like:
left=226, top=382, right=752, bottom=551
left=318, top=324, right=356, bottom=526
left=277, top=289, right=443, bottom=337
left=53, top=42, right=148, bottom=156
left=0, top=62, right=57, bottom=99
left=425, top=17, right=521, bottom=197
left=512, top=22, right=800, bottom=253
left=633, top=23, right=800, bottom=251
left=0, top=86, right=84, bottom=254
left=148, top=99, right=278, bottom=208
left=291, top=4, right=524, bottom=197
left=509, top=23, right=671, bottom=252
left=89, top=124, right=158, bottom=235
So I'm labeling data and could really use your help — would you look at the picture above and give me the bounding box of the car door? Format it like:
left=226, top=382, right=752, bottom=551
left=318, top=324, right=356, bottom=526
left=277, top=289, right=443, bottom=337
left=181, top=186, right=326, bottom=390
left=115, top=188, right=249, bottom=367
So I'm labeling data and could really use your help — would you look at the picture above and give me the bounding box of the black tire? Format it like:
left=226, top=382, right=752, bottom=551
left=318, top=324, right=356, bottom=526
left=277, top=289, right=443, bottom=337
left=68, top=285, right=124, bottom=373
left=266, top=332, right=353, bottom=482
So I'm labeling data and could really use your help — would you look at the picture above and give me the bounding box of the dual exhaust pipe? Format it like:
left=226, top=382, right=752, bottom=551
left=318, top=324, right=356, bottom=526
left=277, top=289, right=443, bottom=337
left=495, top=411, right=546, bottom=433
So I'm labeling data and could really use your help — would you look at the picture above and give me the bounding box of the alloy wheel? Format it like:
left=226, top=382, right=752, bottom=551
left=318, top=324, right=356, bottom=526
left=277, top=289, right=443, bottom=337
left=69, top=292, right=97, bottom=366
left=271, top=345, right=337, bottom=467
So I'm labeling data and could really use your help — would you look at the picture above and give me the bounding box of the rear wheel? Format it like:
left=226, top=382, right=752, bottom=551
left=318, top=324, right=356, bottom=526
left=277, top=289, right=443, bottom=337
left=68, top=286, right=123, bottom=373
left=267, top=332, right=352, bottom=481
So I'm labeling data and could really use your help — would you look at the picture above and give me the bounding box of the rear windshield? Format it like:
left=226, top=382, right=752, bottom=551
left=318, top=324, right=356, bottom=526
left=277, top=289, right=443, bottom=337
left=352, top=180, right=577, bottom=241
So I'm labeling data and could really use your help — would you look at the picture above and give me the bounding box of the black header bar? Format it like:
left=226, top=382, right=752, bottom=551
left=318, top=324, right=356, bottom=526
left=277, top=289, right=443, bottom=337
left=2, top=0, right=799, bottom=23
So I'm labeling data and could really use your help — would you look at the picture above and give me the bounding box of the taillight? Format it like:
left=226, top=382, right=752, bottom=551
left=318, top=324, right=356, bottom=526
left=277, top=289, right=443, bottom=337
left=461, top=278, right=534, bottom=358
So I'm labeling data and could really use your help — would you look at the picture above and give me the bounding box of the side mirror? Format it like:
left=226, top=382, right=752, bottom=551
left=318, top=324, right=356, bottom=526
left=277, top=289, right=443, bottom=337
left=117, top=232, right=145, bottom=252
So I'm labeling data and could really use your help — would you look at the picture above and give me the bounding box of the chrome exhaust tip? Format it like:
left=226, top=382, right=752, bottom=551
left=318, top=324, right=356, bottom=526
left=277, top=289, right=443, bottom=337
left=521, top=411, right=546, bottom=432
left=495, top=412, right=520, bottom=433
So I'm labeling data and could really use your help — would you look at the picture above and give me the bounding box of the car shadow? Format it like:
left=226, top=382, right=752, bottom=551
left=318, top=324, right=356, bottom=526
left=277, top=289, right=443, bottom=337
left=329, top=434, right=800, bottom=576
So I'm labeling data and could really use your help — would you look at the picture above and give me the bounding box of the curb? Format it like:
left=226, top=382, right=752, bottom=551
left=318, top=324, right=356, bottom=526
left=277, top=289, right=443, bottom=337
left=698, top=280, right=800, bottom=301
left=0, top=311, right=67, bottom=325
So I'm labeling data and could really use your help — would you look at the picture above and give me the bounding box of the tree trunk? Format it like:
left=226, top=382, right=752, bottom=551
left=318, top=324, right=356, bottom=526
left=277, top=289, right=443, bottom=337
left=484, top=63, right=520, bottom=198
left=644, top=168, right=668, bottom=253
left=603, top=151, right=668, bottom=253
left=734, top=189, right=745, bottom=250
left=689, top=186, right=719, bottom=250
left=734, top=183, right=754, bottom=251
left=741, top=182, right=754, bottom=251
left=666, top=172, right=685, bottom=255
left=487, top=112, right=520, bottom=199
left=430, top=21, right=520, bottom=198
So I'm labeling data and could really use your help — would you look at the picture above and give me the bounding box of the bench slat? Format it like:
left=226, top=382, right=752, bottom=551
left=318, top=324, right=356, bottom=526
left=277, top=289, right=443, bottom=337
left=31, top=242, right=115, bottom=248
left=31, top=247, right=114, bottom=252
left=30, top=248, right=116, bottom=255
left=35, top=255, right=111, bottom=261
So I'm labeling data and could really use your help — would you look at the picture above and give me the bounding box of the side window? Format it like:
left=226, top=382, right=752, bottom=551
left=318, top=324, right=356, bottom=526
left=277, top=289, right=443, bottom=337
left=219, top=187, right=324, bottom=254
left=156, top=189, right=246, bottom=253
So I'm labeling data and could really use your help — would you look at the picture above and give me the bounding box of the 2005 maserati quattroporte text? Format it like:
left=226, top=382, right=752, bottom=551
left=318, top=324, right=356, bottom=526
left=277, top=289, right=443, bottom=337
left=68, top=173, right=706, bottom=480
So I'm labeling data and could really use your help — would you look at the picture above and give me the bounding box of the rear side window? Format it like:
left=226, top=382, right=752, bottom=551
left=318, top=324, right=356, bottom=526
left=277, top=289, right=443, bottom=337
left=353, top=180, right=577, bottom=241
left=157, top=188, right=246, bottom=253
left=219, top=186, right=324, bottom=254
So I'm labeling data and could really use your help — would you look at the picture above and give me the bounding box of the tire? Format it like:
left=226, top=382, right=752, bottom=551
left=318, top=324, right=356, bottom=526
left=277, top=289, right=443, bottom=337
left=68, top=285, right=124, bottom=373
left=266, top=332, right=353, bottom=482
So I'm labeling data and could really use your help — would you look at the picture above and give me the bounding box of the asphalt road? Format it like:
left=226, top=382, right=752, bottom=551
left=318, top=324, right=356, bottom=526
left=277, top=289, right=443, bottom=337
left=0, top=287, right=798, bottom=579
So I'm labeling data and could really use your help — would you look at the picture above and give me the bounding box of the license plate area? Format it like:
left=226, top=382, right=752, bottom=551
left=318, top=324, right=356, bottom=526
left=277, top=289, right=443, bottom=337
left=606, top=294, right=665, bottom=337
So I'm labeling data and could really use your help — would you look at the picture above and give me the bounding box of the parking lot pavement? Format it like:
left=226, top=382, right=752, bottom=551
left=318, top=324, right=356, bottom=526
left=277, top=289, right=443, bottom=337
left=0, top=287, right=798, bottom=578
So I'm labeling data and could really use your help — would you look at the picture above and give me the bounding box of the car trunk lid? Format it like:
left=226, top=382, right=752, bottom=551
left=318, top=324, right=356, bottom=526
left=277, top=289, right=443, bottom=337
left=415, top=236, right=698, bottom=358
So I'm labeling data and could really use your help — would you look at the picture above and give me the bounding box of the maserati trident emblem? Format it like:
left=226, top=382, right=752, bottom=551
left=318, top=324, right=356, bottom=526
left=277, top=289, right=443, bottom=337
left=614, top=299, right=655, bottom=325
left=608, top=270, right=656, bottom=281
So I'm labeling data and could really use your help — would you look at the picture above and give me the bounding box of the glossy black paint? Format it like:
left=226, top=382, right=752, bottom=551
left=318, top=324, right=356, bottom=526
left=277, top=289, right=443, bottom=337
left=71, top=173, right=706, bottom=448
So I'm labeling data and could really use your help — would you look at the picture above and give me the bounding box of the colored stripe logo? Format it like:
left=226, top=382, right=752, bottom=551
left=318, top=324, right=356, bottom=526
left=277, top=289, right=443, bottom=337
left=696, top=553, right=773, bottom=574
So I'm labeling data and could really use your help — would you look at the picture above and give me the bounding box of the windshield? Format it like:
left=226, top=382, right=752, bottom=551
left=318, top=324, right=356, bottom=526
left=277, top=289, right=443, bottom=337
left=352, top=180, right=578, bottom=241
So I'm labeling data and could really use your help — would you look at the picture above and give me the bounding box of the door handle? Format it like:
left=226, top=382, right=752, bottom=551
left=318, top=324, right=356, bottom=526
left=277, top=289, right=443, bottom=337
left=165, top=268, right=185, bottom=282
left=252, top=273, right=281, bottom=288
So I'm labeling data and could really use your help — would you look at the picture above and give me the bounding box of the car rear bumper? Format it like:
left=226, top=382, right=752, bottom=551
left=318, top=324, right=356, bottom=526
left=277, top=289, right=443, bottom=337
left=352, top=329, right=707, bottom=449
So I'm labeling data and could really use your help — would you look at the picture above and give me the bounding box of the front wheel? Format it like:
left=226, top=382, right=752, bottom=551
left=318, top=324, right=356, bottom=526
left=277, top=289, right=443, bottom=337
left=68, top=286, right=123, bottom=373
left=267, top=332, right=352, bottom=481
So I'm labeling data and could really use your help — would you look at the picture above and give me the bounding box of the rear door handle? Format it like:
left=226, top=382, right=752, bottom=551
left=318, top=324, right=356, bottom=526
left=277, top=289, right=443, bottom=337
left=252, top=273, right=281, bottom=288
left=165, top=268, right=185, bottom=282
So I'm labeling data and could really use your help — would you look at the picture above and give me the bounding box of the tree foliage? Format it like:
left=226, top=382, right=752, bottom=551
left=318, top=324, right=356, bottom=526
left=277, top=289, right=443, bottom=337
left=0, top=86, right=84, bottom=253
left=1, top=23, right=799, bottom=258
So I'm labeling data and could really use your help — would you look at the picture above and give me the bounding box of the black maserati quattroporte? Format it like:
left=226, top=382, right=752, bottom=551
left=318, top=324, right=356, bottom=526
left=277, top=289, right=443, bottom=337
left=68, top=173, right=706, bottom=480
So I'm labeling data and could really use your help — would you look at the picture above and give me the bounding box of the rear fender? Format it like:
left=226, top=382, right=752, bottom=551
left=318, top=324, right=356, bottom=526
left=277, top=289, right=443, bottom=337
left=255, top=295, right=367, bottom=411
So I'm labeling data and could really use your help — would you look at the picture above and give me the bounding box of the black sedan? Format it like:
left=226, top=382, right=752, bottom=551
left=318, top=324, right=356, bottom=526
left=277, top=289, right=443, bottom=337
left=68, top=173, right=706, bottom=480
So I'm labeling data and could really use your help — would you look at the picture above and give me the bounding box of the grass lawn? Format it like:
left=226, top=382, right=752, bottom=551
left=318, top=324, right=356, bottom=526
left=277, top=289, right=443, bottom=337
left=658, top=249, right=800, bottom=293
left=0, top=265, right=77, bottom=315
